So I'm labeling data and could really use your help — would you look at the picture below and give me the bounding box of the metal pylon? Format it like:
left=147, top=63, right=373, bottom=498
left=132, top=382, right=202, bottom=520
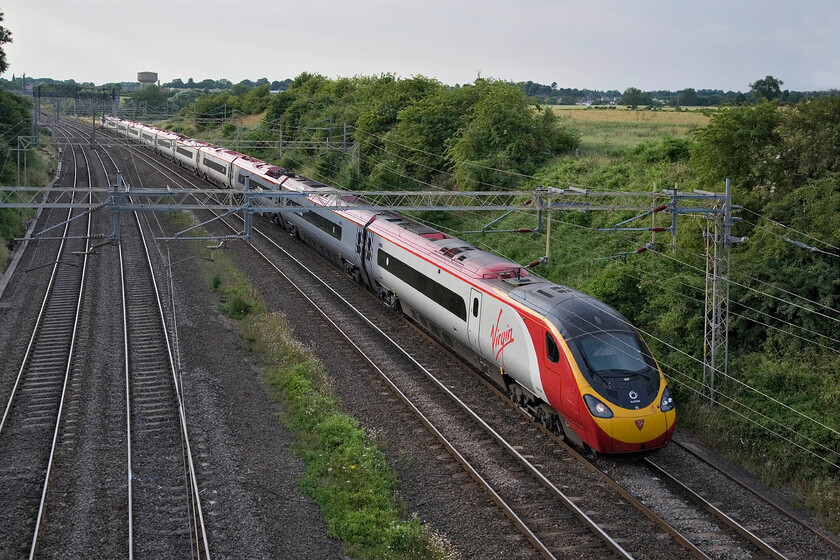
left=703, top=178, right=739, bottom=405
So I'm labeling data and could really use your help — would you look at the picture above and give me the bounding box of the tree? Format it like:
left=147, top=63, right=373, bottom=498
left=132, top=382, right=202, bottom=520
left=129, top=84, right=169, bottom=109
left=620, top=87, right=646, bottom=109
left=447, top=80, right=578, bottom=190
left=678, top=88, right=697, bottom=107
left=230, top=82, right=251, bottom=96
left=759, top=96, right=840, bottom=195
left=750, top=75, right=783, bottom=101
left=690, top=101, right=781, bottom=192
left=0, top=11, right=12, bottom=75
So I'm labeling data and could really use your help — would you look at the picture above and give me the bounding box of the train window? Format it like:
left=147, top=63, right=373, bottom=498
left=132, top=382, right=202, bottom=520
left=472, top=298, right=479, bottom=318
left=577, top=331, right=651, bottom=373
left=378, top=250, right=466, bottom=321
left=302, top=210, right=342, bottom=240
left=176, top=147, right=193, bottom=159
left=203, top=157, right=227, bottom=175
left=546, top=333, right=560, bottom=363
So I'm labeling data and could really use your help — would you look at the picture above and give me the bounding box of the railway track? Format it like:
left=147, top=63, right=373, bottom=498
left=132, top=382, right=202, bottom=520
left=92, top=116, right=212, bottom=557
left=120, top=193, right=210, bottom=559
left=0, top=134, right=94, bottom=559
left=0, top=118, right=211, bottom=558
left=98, top=121, right=840, bottom=559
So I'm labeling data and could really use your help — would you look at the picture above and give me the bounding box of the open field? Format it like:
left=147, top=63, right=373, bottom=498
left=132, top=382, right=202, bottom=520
left=550, top=105, right=712, bottom=152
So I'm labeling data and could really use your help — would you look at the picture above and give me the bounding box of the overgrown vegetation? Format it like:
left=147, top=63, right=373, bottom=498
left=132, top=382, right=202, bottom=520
left=0, top=87, right=52, bottom=272
left=7, top=64, right=833, bottom=533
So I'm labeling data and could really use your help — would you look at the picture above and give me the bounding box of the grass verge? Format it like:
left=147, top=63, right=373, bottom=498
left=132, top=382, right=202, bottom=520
left=168, top=211, right=454, bottom=559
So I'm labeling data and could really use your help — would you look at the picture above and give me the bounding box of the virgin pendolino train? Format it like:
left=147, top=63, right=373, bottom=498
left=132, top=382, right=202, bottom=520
left=102, top=115, right=676, bottom=454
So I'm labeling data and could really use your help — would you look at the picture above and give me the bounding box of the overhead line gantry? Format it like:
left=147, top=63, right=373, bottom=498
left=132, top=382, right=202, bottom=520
left=1, top=178, right=740, bottom=404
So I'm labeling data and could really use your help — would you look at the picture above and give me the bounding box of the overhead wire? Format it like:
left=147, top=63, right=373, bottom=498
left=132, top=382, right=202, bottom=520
left=339, top=143, right=840, bottom=456
left=252, top=122, right=835, bottom=348
left=740, top=205, right=840, bottom=253
left=212, top=121, right=840, bottom=470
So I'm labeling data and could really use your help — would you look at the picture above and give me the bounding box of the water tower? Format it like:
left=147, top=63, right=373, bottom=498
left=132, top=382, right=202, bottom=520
left=137, top=71, right=158, bottom=88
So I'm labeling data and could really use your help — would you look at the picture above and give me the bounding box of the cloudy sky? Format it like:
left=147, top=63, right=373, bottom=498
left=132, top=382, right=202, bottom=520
left=4, top=0, right=839, bottom=92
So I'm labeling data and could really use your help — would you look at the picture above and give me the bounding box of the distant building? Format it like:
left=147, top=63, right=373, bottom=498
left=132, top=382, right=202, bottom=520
left=137, top=71, right=158, bottom=89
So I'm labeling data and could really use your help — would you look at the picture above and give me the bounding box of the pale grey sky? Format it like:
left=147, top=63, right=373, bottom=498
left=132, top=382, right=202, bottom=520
left=4, top=0, right=839, bottom=92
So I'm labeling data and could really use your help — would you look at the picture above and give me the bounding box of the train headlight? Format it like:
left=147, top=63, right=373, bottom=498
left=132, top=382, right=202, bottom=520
left=660, top=387, right=675, bottom=412
left=583, top=394, right=614, bottom=419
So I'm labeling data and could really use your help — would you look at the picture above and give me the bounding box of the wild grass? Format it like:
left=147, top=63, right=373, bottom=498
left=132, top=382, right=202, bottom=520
left=246, top=313, right=454, bottom=559
left=168, top=211, right=454, bottom=559
left=550, top=106, right=710, bottom=153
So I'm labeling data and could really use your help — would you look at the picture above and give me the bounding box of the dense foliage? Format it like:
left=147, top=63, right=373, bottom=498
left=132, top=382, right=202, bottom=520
left=0, top=87, right=38, bottom=267
left=532, top=99, right=839, bottom=526
left=249, top=74, right=580, bottom=191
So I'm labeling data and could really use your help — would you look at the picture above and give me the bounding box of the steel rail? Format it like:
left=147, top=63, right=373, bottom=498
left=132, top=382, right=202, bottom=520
left=23, top=129, right=94, bottom=558
left=62, top=116, right=211, bottom=558
left=111, top=150, right=211, bottom=559
left=423, top=335, right=716, bottom=560
left=229, top=232, right=562, bottom=559
left=0, top=141, right=79, bottom=438
left=103, top=125, right=658, bottom=559
left=103, top=120, right=809, bottom=560
left=202, top=209, right=635, bottom=559
left=673, top=439, right=840, bottom=555
left=643, top=457, right=789, bottom=560
left=133, top=201, right=211, bottom=559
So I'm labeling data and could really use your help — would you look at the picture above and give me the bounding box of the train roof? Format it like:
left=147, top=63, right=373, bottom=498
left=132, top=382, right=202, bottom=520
left=199, top=146, right=243, bottom=162
left=508, top=282, right=634, bottom=337
left=365, top=211, right=533, bottom=282
left=175, top=137, right=210, bottom=148
left=235, top=156, right=284, bottom=177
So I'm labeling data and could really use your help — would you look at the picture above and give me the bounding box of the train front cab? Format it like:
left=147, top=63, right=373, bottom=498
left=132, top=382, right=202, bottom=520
left=539, top=298, right=675, bottom=454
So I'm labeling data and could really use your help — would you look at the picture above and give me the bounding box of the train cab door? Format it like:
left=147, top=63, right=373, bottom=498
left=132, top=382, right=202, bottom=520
left=468, top=288, right=482, bottom=351
left=544, top=330, right=580, bottom=425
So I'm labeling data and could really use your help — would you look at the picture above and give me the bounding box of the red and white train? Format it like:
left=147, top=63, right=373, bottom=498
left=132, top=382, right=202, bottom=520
left=102, top=115, right=676, bottom=454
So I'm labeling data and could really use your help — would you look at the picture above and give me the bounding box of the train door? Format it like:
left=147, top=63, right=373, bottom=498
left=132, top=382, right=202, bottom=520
left=544, top=330, right=580, bottom=425
left=468, top=288, right=482, bottom=350
left=355, top=216, right=377, bottom=289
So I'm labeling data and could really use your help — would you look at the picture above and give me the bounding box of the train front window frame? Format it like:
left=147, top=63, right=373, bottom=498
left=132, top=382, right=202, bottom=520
left=576, top=331, right=653, bottom=374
